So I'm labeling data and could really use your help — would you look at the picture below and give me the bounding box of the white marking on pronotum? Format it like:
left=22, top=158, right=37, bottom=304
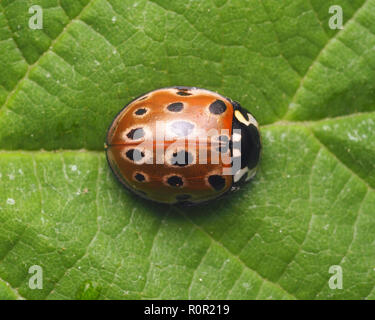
left=234, top=167, right=248, bottom=183
left=234, top=110, right=259, bottom=128
left=234, top=110, right=248, bottom=125
left=247, top=113, right=259, bottom=128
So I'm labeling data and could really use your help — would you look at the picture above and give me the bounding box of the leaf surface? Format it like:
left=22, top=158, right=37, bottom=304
left=0, top=0, right=375, bottom=299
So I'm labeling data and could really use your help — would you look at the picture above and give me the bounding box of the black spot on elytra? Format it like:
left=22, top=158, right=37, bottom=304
left=126, top=149, right=145, bottom=162
left=167, top=102, right=184, bottom=112
left=209, top=100, right=227, bottom=115
left=134, top=173, right=145, bottom=182
left=167, top=176, right=184, bottom=187
left=170, top=121, right=194, bottom=137
left=135, top=108, right=147, bottom=116
left=176, top=194, right=192, bottom=201
left=127, top=128, right=145, bottom=140
left=208, top=175, right=226, bottom=191
left=171, top=150, right=194, bottom=167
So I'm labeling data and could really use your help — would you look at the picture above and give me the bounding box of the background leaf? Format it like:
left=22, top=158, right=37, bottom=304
left=0, top=0, right=375, bottom=300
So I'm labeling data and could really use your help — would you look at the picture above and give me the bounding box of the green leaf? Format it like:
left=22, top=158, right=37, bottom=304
left=0, top=0, right=375, bottom=300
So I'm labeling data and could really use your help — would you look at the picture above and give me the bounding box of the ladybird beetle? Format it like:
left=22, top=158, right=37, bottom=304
left=105, top=87, right=261, bottom=205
